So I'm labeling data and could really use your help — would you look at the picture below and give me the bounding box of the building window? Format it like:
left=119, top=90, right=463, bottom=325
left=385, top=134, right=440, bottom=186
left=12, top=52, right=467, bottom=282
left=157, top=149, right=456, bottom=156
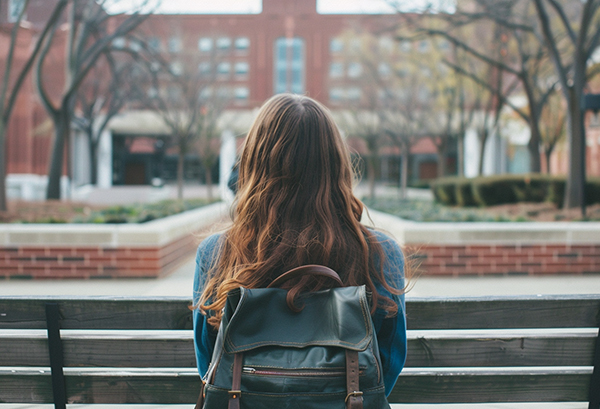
left=378, top=37, right=394, bottom=52
left=199, top=87, right=213, bottom=100
left=235, top=37, right=250, bottom=51
left=198, top=37, right=213, bottom=52
left=168, top=36, right=182, bottom=53
left=378, top=63, right=391, bottom=78
left=234, top=62, right=249, bottom=76
left=170, top=61, right=183, bottom=76
left=347, top=62, right=362, bottom=78
left=198, top=62, right=212, bottom=76
left=8, top=0, right=26, bottom=23
left=399, top=40, right=411, bottom=52
left=217, top=62, right=231, bottom=76
left=418, top=40, right=430, bottom=53
left=330, top=38, right=343, bottom=53
left=148, top=37, right=162, bottom=52
left=274, top=37, right=305, bottom=94
left=216, top=37, right=232, bottom=51
left=112, top=37, right=126, bottom=49
left=329, top=62, right=344, bottom=78
left=329, top=87, right=344, bottom=102
left=234, top=86, right=250, bottom=100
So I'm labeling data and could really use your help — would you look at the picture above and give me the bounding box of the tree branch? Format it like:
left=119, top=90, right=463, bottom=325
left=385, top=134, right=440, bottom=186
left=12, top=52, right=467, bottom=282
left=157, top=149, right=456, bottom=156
left=546, top=0, right=577, bottom=44
left=3, top=0, right=68, bottom=122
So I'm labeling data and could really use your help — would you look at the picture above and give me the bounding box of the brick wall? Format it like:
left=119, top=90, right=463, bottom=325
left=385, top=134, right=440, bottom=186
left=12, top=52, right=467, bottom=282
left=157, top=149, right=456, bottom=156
left=407, top=244, right=600, bottom=276
left=0, top=234, right=198, bottom=279
left=0, top=202, right=228, bottom=279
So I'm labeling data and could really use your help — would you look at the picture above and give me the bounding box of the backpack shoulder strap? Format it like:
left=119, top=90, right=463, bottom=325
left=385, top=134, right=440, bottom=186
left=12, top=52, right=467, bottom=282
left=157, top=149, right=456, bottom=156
left=267, top=264, right=343, bottom=289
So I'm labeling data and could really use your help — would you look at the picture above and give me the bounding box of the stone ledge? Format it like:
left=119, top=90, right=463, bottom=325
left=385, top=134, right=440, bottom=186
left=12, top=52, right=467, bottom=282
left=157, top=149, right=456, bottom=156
left=0, top=202, right=230, bottom=279
left=364, top=209, right=600, bottom=276
left=0, top=202, right=229, bottom=247
left=365, top=209, right=600, bottom=245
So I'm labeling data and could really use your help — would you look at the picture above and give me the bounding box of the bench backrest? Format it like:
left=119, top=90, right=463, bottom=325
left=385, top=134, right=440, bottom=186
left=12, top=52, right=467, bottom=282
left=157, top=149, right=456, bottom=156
left=1, top=295, right=599, bottom=405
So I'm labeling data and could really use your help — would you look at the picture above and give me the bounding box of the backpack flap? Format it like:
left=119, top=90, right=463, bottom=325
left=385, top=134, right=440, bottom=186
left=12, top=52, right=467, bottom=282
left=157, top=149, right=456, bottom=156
left=223, top=286, right=373, bottom=354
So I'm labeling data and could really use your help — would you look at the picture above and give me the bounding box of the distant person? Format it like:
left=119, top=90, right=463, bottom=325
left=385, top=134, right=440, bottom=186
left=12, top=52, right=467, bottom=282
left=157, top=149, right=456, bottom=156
left=227, top=162, right=238, bottom=194
left=192, top=94, right=407, bottom=405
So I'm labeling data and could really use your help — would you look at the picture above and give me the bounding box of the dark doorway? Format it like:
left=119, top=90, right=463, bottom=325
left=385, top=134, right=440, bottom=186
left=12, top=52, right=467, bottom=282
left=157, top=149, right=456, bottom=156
left=124, top=162, right=147, bottom=185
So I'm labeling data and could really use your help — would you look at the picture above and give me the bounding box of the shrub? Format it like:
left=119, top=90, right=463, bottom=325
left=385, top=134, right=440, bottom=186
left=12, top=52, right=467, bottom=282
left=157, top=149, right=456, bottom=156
left=429, top=174, right=598, bottom=208
left=454, top=178, right=477, bottom=207
left=471, top=175, right=519, bottom=206
left=431, top=177, right=460, bottom=205
left=586, top=177, right=600, bottom=205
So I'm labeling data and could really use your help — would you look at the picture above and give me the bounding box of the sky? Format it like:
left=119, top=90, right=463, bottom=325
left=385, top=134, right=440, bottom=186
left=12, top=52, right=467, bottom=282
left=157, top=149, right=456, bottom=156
left=107, top=0, right=454, bottom=15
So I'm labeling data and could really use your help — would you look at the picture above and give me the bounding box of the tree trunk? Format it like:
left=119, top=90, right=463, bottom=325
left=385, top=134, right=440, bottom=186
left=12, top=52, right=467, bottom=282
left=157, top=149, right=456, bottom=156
left=177, top=150, right=184, bottom=200
left=205, top=165, right=213, bottom=201
left=0, top=120, right=7, bottom=211
left=563, top=87, right=586, bottom=209
left=457, top=133, right=464, bottom=177
left=477, top=130, right=489, bottom=176
left=528, top=119, right=542, bottom=173
left=545, top=148, right=552, bottom=175
left=400, top=146, right=408, bottom=199
left=90, top=140, right=98, bottom=185
left=437, top=138, right=448, bottom=178
left=46, top=113, right=69, bottom=200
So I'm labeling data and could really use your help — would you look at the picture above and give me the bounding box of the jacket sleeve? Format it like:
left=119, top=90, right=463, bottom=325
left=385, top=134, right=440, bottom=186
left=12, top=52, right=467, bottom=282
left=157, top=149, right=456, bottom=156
left=192, top=234, right=221, bottom=378
left=370, top=230, right=407, bottom=397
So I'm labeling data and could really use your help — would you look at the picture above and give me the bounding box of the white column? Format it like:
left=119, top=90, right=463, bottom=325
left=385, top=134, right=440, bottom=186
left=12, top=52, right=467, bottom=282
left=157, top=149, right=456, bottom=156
left=97, top=129, right=113, bottom=188
left=219, top=129, right=236, bottom=203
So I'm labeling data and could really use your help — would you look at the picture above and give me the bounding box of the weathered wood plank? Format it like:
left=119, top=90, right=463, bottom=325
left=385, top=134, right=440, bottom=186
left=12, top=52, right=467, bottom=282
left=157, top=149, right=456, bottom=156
left=1, top=295, right=599, bottom=330
left=405, top=330, right=597, bottom=367
left=389, top=367, right=593, bottom=403
left=1, top=329, right=596, bottom=368
left=406, top=295, right=600, bottom=329
left=0, top=296, right=193, bottom=330
left=0, top=368, right=591, bottom=404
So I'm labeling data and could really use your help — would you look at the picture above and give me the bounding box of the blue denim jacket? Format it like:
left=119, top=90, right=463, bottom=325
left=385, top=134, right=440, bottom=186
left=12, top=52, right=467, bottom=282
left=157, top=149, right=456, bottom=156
left=192, top=229, right=407, bottom=397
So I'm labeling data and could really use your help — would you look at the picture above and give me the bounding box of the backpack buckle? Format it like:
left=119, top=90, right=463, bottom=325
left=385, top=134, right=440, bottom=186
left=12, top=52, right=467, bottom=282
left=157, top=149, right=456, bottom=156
left=228, top=390, right=242, bottom=399
left=345, top=391, right=363, bottom=403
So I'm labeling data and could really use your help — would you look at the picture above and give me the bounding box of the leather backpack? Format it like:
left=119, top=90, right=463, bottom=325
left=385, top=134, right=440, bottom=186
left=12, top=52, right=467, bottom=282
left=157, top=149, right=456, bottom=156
left=196, top=264, right=390, bottom=409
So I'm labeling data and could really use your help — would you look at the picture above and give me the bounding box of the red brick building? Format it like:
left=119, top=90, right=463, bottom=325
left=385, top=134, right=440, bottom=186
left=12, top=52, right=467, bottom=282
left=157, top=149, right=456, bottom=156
left=2, top=0, right=598, bottom=196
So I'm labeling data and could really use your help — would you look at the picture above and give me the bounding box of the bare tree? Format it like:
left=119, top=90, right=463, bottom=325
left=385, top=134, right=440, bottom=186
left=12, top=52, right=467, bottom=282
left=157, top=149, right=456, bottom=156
left=35, top=0, right=154, bottom=200
left=540, top=90, right=567, bottom=174
left=72, top=48, right=150, bottom=185
left=532, top=0, right=600, bottom=209
left=146, top=39, right=228, bottom=200
left=401, top=1, right=556, bottom=175
left=0, top=0, right=68, bottom=211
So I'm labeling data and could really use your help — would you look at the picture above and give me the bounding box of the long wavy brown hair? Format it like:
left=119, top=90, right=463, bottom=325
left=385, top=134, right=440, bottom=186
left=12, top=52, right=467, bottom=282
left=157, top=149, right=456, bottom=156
left=200, top=94, right=403, bottom=329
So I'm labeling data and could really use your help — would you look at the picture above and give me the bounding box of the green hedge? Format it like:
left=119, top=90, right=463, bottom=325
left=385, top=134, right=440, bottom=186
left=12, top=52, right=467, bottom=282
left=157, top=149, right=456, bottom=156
left=431, top=175, right=600, bottom=207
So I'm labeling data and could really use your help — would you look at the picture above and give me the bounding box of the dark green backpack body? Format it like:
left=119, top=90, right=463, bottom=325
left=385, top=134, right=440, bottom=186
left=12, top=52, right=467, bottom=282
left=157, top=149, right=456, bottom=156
left=198, top=265, right=390, bottom=409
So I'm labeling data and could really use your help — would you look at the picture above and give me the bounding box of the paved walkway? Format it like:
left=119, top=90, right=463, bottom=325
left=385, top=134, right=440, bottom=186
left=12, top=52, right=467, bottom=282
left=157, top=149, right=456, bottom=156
left=2, top=254, right=600, bottom=298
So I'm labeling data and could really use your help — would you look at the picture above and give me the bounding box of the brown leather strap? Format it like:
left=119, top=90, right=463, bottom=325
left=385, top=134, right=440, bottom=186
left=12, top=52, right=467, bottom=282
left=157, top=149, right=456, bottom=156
left=345, top=350, right=363, bottom=409
left=194, top=380, right=205, bottom=409
left=267, top=264, right=343, bottom=289
left=228, top=353, right=243, bottom=409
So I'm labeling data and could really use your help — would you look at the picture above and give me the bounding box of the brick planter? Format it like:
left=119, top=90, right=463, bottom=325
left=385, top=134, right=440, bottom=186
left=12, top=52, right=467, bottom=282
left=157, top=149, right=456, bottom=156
left=367, top=209, right=600, bottom=276
left=0, top=202, right=228, bottom=279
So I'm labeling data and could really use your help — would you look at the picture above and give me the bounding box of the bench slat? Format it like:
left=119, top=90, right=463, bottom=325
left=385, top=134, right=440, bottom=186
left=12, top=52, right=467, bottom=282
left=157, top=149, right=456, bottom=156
left=1, top=295, right=599, bottom=330
left=0, top=368, right=591, bottom=404
left=1, top=330, right=596, bottom=368
left=0, top=297, right=193, bottom=330
left=406, top=295, right=600, bottom=329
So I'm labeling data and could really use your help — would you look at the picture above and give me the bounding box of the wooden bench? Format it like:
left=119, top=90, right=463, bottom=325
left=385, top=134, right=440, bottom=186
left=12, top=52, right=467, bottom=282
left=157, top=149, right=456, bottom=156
left=1, top=295, right=599, bottom=407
